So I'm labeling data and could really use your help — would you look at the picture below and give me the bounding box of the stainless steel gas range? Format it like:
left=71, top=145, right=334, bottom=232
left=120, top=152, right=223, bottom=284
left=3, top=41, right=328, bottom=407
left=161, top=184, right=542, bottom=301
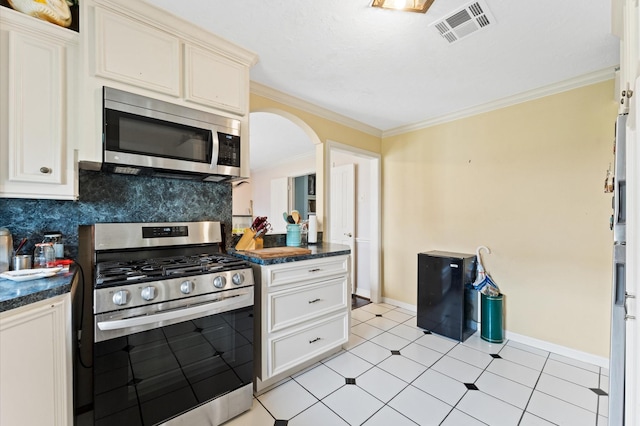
left=74, top=221, right=254, bottom=426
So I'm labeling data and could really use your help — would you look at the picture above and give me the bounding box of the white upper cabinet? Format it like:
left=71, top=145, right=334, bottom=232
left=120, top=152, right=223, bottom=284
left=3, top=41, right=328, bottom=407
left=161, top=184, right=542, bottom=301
left=184, top=43, right=247, bottom=114
left=77, top=0, right=257, bottom=166
left=94, top=8, right=180, bottom=96
left=0, top=7, right=78, bottom=200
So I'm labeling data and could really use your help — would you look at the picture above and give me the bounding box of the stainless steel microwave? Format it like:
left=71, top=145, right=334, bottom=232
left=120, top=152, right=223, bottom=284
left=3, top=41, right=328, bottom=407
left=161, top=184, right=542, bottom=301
left=102, top=87, right=242, bottom=182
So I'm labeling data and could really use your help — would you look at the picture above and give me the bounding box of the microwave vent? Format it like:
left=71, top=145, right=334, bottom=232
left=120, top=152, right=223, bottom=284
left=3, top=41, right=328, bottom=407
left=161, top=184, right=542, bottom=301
left=112, top=166, right=141, bottom=175
left=431, top=0, right=495, bottom=44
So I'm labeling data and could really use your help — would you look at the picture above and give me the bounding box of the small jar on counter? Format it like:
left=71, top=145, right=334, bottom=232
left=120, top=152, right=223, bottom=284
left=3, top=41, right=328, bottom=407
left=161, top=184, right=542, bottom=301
left=33, top=243, right=56, bottom=268
left=43, top=231, right=64, bottom=258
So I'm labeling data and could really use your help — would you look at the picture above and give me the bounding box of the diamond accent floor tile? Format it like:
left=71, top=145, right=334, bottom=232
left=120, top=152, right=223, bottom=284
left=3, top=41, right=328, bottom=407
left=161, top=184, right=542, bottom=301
left=225, top=303, right=610, bottom=426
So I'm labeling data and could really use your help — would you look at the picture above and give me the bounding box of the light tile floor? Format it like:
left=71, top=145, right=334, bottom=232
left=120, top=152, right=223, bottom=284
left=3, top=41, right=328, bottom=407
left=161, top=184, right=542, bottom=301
left=225, top=302, right=610, bottom=426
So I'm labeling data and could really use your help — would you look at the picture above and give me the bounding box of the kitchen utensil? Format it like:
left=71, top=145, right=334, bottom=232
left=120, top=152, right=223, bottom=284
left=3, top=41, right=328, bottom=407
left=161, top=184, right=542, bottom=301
left=286, top=215, right=295, bottom=224
left=283, top=212, right=289, bottom=223
left=12, top=254, right=32, bottom=270
left=291, top=210, right=300, bottom=224
left=0, top=228, right=12, bottom=273
left=15, top=237, right=27, bottom=255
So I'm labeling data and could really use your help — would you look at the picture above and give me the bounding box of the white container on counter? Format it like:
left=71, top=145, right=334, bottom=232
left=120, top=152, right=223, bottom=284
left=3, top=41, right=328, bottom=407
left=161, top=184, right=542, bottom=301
left=308, top=213, right=317, bottom=244
left=0, top=228, right=12, bottom=272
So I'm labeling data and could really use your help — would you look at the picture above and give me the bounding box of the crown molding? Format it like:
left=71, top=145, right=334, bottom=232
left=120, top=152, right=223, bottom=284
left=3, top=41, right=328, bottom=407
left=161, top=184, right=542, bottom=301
left=250, top=82, right=383, bottom=138
left=382, top=67, right=617, bottom=137
left=251, top=68, right=616, bottom=140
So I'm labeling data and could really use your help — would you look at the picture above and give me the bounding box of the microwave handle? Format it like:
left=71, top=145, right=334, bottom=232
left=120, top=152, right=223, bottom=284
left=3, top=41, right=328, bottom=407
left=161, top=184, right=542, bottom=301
left=210, top=130, right=220, bottom=170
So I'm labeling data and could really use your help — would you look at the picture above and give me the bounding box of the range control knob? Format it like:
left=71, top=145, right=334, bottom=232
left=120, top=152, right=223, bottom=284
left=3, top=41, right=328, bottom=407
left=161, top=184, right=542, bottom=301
left=232, top=272, right=245, bottom=286
left=112, top=290, right=130, bottom=306
left=213, top=276, right=226, bottom=289
left=141, top=286, right=157, bottom=301
left=180, top=280, right=194, bottom=294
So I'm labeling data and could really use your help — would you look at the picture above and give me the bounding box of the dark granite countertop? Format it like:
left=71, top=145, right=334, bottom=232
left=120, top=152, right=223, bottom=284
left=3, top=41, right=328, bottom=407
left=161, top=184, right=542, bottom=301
left=0, top=267, right=77, bottom=313
left=230, top=243, right=351, bottom=266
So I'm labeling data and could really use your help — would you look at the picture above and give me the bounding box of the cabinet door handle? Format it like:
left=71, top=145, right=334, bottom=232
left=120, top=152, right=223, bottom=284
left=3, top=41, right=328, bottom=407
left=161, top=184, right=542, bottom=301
left=309, top=268, right=321, bottom=273
left=309, top=337, right=322, bottom=344
left=40, top=167, right=52, bottom=174
left=308, top=298, right=321, bottom=304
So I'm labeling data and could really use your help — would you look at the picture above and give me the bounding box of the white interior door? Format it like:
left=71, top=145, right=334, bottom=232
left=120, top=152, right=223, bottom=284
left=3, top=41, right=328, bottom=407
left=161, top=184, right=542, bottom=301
left=270, top=177, right=289, bottom=234
left=330, top=164, right=355, bottom=293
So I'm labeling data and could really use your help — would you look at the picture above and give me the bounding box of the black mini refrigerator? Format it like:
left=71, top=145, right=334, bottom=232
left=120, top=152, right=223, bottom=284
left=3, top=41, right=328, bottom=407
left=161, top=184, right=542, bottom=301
left=417, top=251, right=478, bottom=342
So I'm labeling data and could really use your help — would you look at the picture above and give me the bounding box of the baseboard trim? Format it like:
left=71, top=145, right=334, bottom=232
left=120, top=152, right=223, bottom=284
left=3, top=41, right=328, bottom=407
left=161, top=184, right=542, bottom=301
left=381, top=297, right=609, bottom=369
left=381, top=297, right=417, bottom=313
left=505, top=331, right=609, bottom=369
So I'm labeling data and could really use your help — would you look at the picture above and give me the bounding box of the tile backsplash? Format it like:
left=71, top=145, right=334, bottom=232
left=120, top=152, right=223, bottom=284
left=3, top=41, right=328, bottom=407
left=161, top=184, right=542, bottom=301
left=0, top=170, right=232, bottom=259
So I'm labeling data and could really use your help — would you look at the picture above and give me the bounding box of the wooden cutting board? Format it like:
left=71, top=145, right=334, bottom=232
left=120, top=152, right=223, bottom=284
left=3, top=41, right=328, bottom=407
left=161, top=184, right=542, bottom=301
left=242, top=247, right=311, bottom=259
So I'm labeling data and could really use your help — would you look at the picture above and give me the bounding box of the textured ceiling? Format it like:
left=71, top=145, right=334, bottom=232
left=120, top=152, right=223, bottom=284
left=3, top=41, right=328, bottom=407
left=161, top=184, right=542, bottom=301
left=145, top=0, right=619, bottom=170
left=146, top=0, right=619, bottom=132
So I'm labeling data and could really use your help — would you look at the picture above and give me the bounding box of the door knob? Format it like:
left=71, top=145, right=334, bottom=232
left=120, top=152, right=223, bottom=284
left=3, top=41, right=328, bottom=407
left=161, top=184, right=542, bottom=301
left=345, top=232, right=353, bottom=237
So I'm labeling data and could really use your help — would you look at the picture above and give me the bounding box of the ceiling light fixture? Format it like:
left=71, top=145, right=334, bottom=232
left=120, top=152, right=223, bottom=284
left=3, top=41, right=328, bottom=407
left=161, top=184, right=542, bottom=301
left=371, top=0, right=436, bottom=13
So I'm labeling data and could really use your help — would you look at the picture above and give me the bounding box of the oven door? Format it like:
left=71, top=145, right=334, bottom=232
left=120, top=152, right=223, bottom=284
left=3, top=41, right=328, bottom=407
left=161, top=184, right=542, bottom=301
left=93, top=290, right=253, bottom=426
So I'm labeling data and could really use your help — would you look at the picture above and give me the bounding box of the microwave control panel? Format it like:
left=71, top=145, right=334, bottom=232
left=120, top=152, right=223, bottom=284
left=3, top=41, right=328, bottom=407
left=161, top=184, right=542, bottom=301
left=218, top=133, right=240, bottom=167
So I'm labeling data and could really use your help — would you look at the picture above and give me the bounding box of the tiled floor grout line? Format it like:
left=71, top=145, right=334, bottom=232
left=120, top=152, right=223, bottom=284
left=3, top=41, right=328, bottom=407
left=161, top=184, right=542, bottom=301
left=256, top=303, right=608, bottom=426
left=364, top=309, right=589, bottom=424
left=351, top=310, right=497, bottom=425
left=516, top=348, right=550, bottom=425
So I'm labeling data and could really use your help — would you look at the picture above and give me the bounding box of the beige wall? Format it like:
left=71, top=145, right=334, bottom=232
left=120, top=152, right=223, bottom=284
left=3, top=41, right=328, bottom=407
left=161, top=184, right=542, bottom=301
left=382, top=81, right=618, bottom=357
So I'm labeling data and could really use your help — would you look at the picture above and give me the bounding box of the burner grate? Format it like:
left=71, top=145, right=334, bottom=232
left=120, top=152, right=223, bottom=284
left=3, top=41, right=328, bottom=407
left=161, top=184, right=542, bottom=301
left=95, top=253, right=249, bottom=287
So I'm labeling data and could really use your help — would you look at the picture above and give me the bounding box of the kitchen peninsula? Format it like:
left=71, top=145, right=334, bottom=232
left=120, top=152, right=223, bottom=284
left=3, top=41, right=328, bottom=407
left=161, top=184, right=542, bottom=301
left=233, top=243, right=351, bottom=394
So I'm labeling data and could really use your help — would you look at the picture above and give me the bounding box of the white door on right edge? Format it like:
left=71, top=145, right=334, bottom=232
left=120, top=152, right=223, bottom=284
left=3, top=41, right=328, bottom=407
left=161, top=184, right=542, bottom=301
left=329, top=164, right=355, bottom=292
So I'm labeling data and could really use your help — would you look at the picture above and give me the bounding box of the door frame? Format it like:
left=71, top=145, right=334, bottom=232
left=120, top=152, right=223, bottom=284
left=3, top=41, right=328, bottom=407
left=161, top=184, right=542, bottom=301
left=325, top=140, right=382, bottom=304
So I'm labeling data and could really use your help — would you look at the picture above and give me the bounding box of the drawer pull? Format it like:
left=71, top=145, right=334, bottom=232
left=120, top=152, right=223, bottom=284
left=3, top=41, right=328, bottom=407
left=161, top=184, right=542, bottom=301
left=309, top=337, right=322, bottom=344
left=309, top=268, right=321, bottom=273
left=308, top=298, right=321, bottom=304
left=40, top=166, right=52, bottom=174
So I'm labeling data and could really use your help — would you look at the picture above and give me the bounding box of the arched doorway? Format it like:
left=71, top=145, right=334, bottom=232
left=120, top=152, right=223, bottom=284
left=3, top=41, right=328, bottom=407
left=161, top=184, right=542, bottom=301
left=232, top=111, right=321, bottom=234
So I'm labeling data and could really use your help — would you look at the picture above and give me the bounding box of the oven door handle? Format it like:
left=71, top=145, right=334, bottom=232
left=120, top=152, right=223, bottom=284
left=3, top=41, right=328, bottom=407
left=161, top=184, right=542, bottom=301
left=97, top=292, right=252, bottom=331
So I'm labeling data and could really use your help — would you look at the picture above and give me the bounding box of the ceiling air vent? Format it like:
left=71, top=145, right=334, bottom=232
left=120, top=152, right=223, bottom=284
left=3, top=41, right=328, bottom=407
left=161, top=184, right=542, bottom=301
left=431, top=0, right=495, bottom=44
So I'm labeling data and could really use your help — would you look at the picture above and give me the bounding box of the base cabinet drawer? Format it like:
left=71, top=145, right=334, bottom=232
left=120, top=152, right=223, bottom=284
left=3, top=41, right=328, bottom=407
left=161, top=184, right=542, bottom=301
left=268, top=277, right=347, bottom=333
left=267, top=256, right=349, bottom=288
left=267, top=313, right=348, bottom=378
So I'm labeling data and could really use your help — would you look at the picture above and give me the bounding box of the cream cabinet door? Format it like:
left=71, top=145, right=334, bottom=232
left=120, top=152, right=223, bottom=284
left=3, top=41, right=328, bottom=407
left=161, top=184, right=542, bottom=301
left=94, top=7, right=180, bottom=96
left=0, top=8, right=78, bottom=199
left=184, top=43, right=247, bottom=115
left=0, top=294, right=72, bottom=426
